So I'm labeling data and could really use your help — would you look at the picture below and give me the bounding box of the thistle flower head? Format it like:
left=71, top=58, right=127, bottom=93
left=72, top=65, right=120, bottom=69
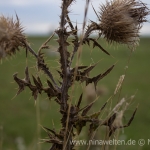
left=99, top=0, right=149, bottom=50
left=0, top=15, right=27, bottom=59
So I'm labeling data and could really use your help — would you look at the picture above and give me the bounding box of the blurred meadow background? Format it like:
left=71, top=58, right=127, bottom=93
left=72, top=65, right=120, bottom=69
left=0, top=37, right=150, bottom=150
left=0, top=0, right=150, bottom=150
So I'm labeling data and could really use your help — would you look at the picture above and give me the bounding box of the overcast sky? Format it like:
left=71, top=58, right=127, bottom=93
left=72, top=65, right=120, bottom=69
left=0, top=0, right=150, bottom=35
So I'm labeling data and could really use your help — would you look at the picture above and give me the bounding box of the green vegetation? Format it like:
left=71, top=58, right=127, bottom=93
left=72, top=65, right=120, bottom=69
left=0, top=36, right=150, bottom=150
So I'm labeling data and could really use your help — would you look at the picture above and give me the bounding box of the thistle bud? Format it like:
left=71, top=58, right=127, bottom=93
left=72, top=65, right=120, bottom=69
left=99, top=0, right=149, bottom=50
left=0, top=15, right=27, bottom=59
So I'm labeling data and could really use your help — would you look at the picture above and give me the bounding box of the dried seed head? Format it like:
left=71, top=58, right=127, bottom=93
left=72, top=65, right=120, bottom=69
left=99, top=0, right=149, bottom=50
left=0, top=15, right=27, bottom=59
left=114, top=75, right=125, bottom=95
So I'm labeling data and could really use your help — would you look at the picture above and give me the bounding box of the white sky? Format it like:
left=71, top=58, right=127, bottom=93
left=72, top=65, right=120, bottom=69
left=0, top=0, right=150, bottom=35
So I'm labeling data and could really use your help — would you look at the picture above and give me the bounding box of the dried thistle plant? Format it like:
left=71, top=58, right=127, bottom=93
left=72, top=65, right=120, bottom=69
left=0, top=15, right=27, bottom=59
left=87, top=0, right=149, bottom=50
left=100, top=0, right=149, bottom=49
left=0, top=0, right=149, bottom=150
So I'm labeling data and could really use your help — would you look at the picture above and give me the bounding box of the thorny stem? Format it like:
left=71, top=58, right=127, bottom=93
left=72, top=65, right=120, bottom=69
left=57, top=0, right=74, bottom=150
left=83, top=23, right=101, bottom=40
left=59, top=0, right=70, bottom=110
left=25, top=42, right=38, bottom=58
left=38, top=32, right=55, bottom=53
left=25, top=42, right=59, bottom=90
left=63, top=1, right=91, bottom=149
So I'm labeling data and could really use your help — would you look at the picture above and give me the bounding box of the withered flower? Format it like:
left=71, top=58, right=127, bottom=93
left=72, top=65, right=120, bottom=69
left=99, top=0, right=149, bottom=50
left=0, top=15, right=27, bottom=59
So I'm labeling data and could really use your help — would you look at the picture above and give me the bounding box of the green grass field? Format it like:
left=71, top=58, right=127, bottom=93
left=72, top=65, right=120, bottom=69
left=0, top=36, right=150, bottom=150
